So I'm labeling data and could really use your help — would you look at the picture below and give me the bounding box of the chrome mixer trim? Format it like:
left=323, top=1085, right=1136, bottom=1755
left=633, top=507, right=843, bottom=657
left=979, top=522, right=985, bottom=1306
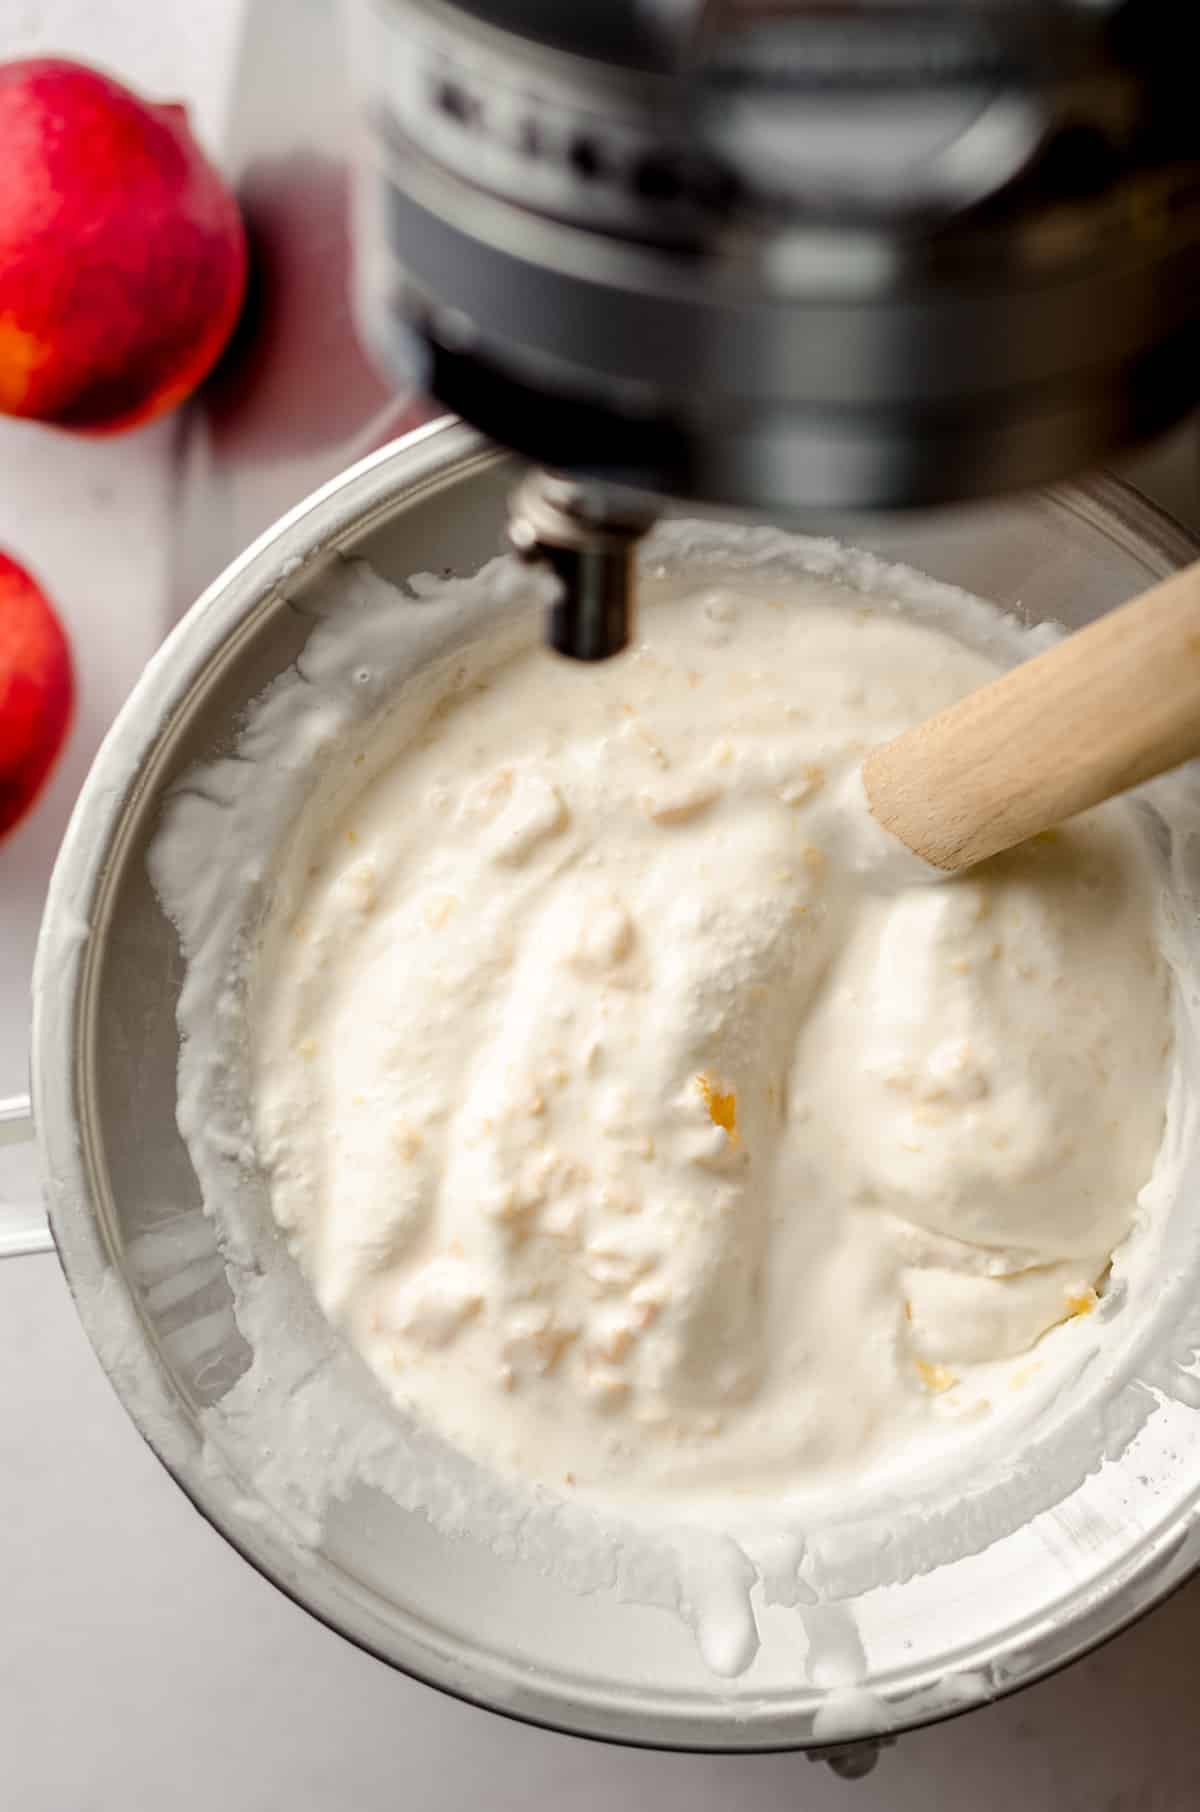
left=350, top=0, right=1200, bottom=554
left=507, top=468, right=656, bottom=658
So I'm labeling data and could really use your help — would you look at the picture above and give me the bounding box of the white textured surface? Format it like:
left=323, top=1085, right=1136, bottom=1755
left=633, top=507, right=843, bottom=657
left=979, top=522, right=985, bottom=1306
left=4, top=5, right=1200, bottom=1806
left=0, top=0, right=245, bottom=1101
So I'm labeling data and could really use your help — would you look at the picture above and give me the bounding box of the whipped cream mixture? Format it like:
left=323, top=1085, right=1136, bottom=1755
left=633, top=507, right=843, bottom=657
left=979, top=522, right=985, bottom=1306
left=251, top=572, right=1170, bottom=1506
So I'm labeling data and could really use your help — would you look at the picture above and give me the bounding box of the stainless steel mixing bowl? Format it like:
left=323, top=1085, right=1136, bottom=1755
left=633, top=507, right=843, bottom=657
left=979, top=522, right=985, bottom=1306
left=32, top=416, right=1200, bottom=1764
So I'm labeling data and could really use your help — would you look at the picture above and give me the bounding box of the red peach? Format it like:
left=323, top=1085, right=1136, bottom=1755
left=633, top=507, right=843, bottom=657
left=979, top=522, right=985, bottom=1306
left=0, top=58, right=247, bottom=432
left=0, top=550, right=74, bottom=839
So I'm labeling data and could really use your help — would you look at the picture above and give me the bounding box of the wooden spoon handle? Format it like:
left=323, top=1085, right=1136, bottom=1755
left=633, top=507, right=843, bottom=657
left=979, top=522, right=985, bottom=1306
left=862, top=557, right=1200, bottom=873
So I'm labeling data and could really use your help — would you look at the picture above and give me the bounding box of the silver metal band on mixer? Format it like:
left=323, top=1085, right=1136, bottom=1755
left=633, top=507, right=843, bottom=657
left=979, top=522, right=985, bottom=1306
left=349, top=0, right=1200, bottom=655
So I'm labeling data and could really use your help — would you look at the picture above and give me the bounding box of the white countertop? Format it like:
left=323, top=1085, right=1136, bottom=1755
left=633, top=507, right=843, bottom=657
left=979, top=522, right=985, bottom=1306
left=4, top=6, right=1200, bottom=1806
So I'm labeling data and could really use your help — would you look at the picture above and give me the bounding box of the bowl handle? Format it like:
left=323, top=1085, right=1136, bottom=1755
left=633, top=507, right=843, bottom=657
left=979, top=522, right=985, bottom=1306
left=0, top=1095, right=52, bottom=1258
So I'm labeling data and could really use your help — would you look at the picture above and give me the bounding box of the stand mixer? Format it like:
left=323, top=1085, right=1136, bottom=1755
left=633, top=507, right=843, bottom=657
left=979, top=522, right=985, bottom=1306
left=348, top=0, right=1200, bottom=659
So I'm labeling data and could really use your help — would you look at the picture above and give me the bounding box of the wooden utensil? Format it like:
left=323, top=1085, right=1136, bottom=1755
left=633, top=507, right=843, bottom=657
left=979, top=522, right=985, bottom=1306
left=863, top=558, right=1200, bottom=873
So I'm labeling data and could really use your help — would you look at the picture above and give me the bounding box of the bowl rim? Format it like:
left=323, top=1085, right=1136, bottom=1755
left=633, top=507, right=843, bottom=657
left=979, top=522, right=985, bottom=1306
left=31, top=414, right=1200, bottom=1756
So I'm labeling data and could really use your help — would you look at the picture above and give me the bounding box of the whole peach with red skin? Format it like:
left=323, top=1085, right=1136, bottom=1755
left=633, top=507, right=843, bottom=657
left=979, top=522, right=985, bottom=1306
left=0, top=58, right=247, bottom=432
left=0, top=550, right=74, bottom=839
